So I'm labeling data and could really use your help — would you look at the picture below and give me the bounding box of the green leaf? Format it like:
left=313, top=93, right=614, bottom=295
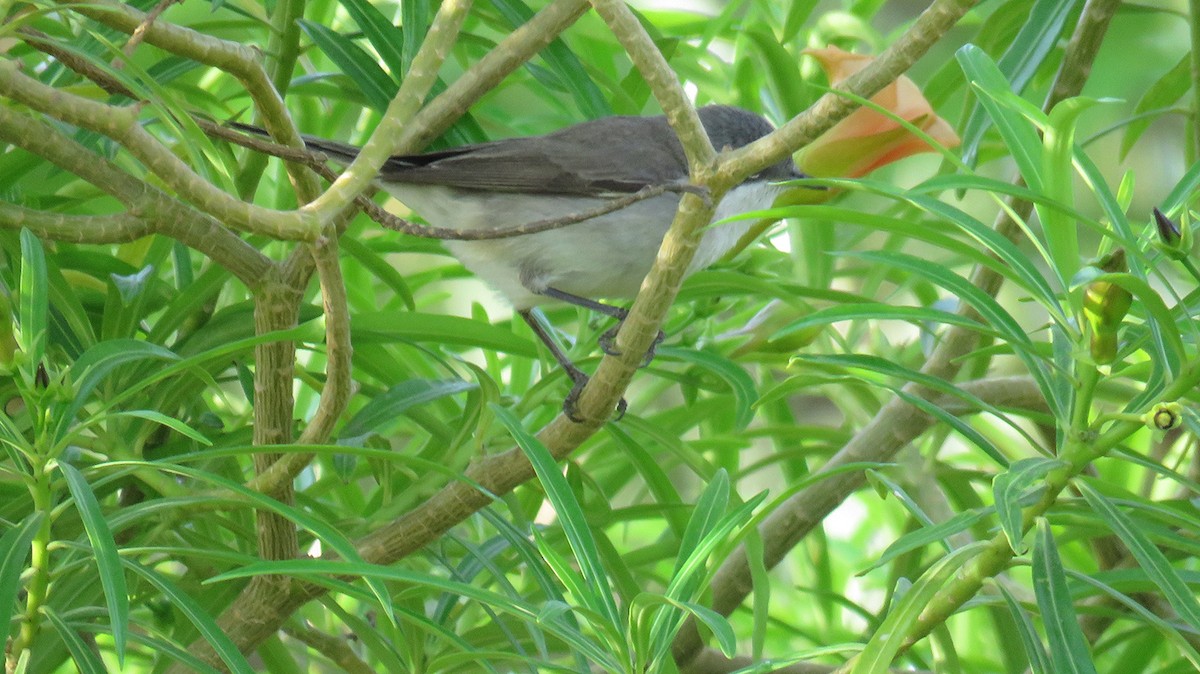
left=299, top=20, right=397, bottom=111
left=336, top=0, right=407, bottom=77
left=1032, top=519, right=1099, bottom=674
left=41, top=608, right=107, bottom=674
left=674, top=469, right=729, bottom=577
left=341, top=379, right=476, bottom=438
left=491, top=405, right=621, bottom=630
left=125, top=561, right=256, bottom=673
left=1121, top=54, right=1191, bottom=158
left=489, top=0, right=610, bottom=119
left=352, top=311, right=537, bottom=357
left=58, top=461, right=129, bottom=663
left=658, top=347, right=757, bottom=429
left=210, top=558, right=622, bottom=670
left=792, top=353, right=1019, bottom=466
left=851, top=543, right=988, bottom=674
left=18, top=228, right=48, bottom=364
left=992, top=458, right=1066, bottom=553
left=998, top=584, right=1052, bottom=674
left=1077, top=481, right=1200, bottom=632
left=866, top=508, right=994, bottom=574
left=0, top=513, right=42, bottom=644
left=959, top=1, right=1080, bottom=165
left=956, top=45, right=1046, bottom=188
left=842, top=249, right=1061, bottom=419
left=1041, top=97, right=1109, bottom=282
left=782, top=0, right=820, bottom=41
left=104, top=409, right=213, bottom=446
left=56, top=339, right=181, bottom=445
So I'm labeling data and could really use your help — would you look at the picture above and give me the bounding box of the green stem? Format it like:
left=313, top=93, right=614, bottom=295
left=12, top=462, right=54, bottom=657
left=894, top=356, right=1200, bottom=656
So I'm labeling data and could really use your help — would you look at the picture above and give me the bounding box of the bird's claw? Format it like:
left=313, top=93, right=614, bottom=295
left=598, top=325, right=665, bottom=368
left=563, top=373, right=627, bottom=423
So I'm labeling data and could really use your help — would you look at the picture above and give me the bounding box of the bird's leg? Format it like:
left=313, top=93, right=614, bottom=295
left=538, top=287, right=664, bottom=367
left=519, top=310, right=626, bottom=422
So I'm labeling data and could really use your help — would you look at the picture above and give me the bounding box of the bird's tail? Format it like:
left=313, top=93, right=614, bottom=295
left=226, top=121, right=362, bottom=165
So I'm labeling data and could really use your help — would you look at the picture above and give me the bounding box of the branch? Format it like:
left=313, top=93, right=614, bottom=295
left=0, top=60, right=318, bottom=240
left=0, top=106, right=271, bottom=286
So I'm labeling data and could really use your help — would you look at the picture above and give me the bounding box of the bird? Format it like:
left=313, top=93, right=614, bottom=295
left=232, top=105, right=802, bottom=419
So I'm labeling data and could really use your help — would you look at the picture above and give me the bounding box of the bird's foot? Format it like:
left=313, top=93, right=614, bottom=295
left=598, top=324, right=665, bottom=368
left=563, top=371, right=627, bottom=423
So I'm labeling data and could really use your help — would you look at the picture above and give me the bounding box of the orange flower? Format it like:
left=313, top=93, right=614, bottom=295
left=797, top=46, right=959, bottom=178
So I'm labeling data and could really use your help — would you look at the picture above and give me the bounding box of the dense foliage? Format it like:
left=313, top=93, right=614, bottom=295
left=2, top=0, right=1199, bottom=673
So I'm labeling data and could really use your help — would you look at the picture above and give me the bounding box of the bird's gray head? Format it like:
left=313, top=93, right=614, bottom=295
left=695, top=105, right=802, bottom=183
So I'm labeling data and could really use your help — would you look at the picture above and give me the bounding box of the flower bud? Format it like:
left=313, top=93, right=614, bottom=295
left=1142, top=402, right=1183, bottom=431
left=1152, top=208, right=1191, bottom=261
left=1082, top=249, right=1132, bottom=365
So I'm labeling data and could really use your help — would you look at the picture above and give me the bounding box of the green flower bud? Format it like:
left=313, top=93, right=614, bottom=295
left=1082, top=249, right=1132, bottom=365
left=1142, top=402, right=1183, bottom=431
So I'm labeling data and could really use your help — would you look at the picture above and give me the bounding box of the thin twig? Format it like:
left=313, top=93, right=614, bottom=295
left=120, top=0, right=179, bottom=64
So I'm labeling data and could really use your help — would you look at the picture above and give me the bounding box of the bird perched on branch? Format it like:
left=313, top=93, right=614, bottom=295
left=233, top=105, right=801, bottom=419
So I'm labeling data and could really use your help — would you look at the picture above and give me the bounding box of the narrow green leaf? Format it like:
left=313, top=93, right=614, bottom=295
left=400, top=0, right=429, bottom=75
left=795, top=350, right=1035, bottom=466
left=58, top=461, right=129, bottom=663
left=209, top=558, right=623, bottom=671
left=1032, top=519, right=1099, bottom=674
left=341, top=379, right=476, bottom=438
left=674, top=469, right=729, bottom=576
left=1041, top=97, right=1108, bottom=282
left=337, top=0, right=407, bottom=76
left=489, top=0, right=610, bottom=119
left=959, top=1, right=1079, bottom=165
left=107, top=460, right=396, bottom=626
left=491, top=405, right=621, bottom=629
left=1072, top=152, right=1177, bottom=388
left=782, top=0, right=820, bottom=41
left=1121, top=54, right=1190, bottom=158
left=851, top=543, right=988, bottom=674
left=843, top=249, right=1061, bottom=419
left=125, top=562, right=258, bottom=674
left=605, top=424, right=688, bottom=536
left=1077, top=481, right=1200, bottom=631
left=353, top=312, right=538, bottom=357
left=56, top=339, right=180, bottom=445
left=993, top=458, right=1066, bottom=553
left=18, top=228, right=48, bottom=364
left=866, top=508, right=993, bottom=573
left=998, top=584, right=1052, bottom=674
left=299, top=20, right=396, bottom=111
left=0, top=513, right=42, bottom=643
left=105, top=409, right=213, bottom=446
left=956, top=45, right=1045, bottom=188
left=1160, top=157, right=1200, bottom=214
left=658, top=347, right=757, bottom=429
left=41, top=608, right=107, bottom=674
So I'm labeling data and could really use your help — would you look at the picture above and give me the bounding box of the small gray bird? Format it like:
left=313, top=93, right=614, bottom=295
left=236, top=105, right=801, bottom=417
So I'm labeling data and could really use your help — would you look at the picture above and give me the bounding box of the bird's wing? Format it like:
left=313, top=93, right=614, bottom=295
left=378, top=115, right=691, bottom=196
